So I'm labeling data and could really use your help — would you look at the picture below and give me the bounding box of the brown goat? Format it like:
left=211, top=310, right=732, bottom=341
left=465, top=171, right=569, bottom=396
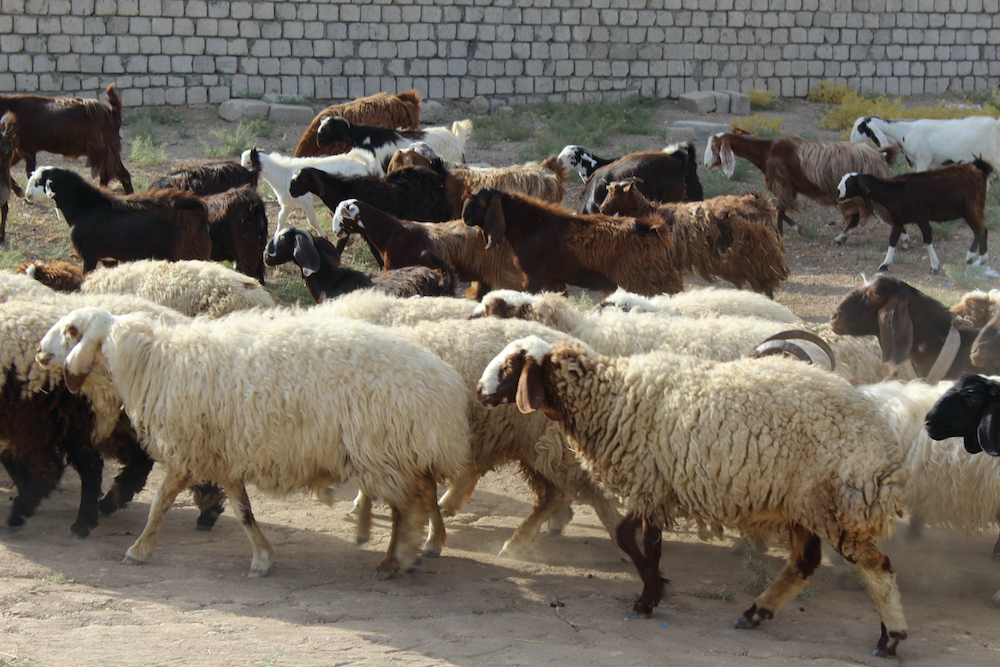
left=462, top=187, right=684, bottom=296
left=331, top=198, right=523, bottom=300
left=203, top=186, right=269, bottom=285
left=15, top=260, right=85, bottom=292
left=293, top=90, right=422, bottom=158
left=0, top=84, right=133, bottom=193
left=599, top=181, right=789, bottom=297
left=704, top=132, right=897, bottom=237
left=148, top=160, right=258, bottom=195
left=0, top=112, right=19, bottom=243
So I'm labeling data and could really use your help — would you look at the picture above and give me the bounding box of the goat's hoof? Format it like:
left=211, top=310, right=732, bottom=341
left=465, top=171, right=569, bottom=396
left=4, top=524, right=23, bottom=535
left=355, top=535, right=370, bottom=546
left=930, top=268, right=941, bottom=275
left=877, top=264, right=890, bottom=273
left=735, top=616, right=758, bottom=629
left=247, top=565, right=272, bottom=578
left=374, top=565, right=400, bottom=581
left=67, top=529, right=88, bottom=540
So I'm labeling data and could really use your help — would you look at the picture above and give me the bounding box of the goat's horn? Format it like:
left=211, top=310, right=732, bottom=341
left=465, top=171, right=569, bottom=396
left=746, top=330, right=837, bottom=371
left=743, top=340, right=813, bottom=364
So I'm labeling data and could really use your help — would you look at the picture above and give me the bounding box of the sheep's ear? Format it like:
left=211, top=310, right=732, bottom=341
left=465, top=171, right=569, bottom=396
left=877, top=294, right=913, bottom=368
left=719, top=138, right=737, bottom=178
left=63, top=337, right=99, bottom=394
left=977, top=402, right=1000, bottom=455
left=482, top=194, right=506, bottom=249
left=292, top=232, right=322, bottom=277
left=515, top=356, right=545, bottom=414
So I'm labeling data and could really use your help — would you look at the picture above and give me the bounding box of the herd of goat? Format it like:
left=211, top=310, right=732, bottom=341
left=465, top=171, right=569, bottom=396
left=2, top=86, right=1000, bottom=658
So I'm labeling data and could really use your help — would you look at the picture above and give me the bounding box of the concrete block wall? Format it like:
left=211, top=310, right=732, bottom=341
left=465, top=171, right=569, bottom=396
left=1, top=0, right=997, bottom=108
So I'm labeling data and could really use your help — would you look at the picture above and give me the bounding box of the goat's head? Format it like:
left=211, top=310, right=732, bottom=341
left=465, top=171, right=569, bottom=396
left=837, top=173, right=865, bottom=202
left=598, top=178, right=646, bottom=217
left=469, top=290, right=539, bottom=320
left=477, top=336, right=552, bottom=414
left=331, top=198, right=362, bottom=241
left=317, top=116, right=353, bottom=148
left=462, top=188, right=506, bottom=249
left=264, top=226, right=321, bottom=276
left=830, top=275, right=919, bottom=373
left=386, top=142, right=438, bottom=174
left=703, top=133, right=736, bottom=178
left=289, top=168, right=321, bottom=199
left=556, top=145, right=595, bottom=178
left=24, top=166, right=61, bottom=207
left=36, top=306, right=116, bottom=393
left=0, top=112, right=14, bottom=159
left=240, top=147, right=261, bottom=172
left=850, top=116, right=891, bottom=148
left=925, top=373, right=1000, bottom=455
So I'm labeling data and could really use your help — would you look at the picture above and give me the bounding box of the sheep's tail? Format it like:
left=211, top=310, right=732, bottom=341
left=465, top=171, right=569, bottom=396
left=104, top=83, right=123, bottom=127
left=451, top=119, right=474, bottom=142
left=418, top=250, right=456, bottom=295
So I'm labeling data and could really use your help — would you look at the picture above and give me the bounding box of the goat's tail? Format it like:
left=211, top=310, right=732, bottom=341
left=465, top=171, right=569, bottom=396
left=972, top=155, right=994, bottom=180
left=104, top=83, right=123, bottom=126
left=418, top=250, right=456, bottom=296
left=878, top=143, right=901, bottom=168
left=540, top=154, right=569, bottom=183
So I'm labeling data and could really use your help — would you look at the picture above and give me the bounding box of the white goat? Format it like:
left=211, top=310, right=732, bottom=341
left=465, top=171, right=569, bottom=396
left=240, top=147, right=377, bottom=238
left=850, top=115, right=1000, bottom=172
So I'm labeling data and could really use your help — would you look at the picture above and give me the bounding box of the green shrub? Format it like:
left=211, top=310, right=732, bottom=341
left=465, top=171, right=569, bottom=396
left=129, top=136, right=169, bottom=165
left=746, top=88, right=780, bottom=111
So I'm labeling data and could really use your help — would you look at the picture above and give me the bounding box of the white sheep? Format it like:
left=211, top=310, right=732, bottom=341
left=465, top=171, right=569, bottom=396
left=37, top=308, right=472, bottom=579
left=80, top=259, right=275, bottom=317
left=850, top=115, right=1000, bottom=172
left=239, top=147, right=377, bottom=238
left=477, top=336, right=909, bottom=657
left=317, top=288, right=478, bottom=325
left=473, top=290, right=899, bottom=384
left=599, top=286, right=803, bottom=323
left=0, top=270, right=57, bottom=302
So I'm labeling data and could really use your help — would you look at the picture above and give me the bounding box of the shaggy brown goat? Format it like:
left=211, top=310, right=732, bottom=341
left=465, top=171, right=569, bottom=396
left=148, top=160, right=258, bottom=195
left=704, top=132, right=897, bottom=237
left=203, top=186, right=269, bottom=285
left=599, top=181, right=789, bottom=297
left=0, top=112, right=19, bottom=243
left=15, top=260, right=85, bottom=292
left=462, top=187, right=684, bottom=296
left=331, top=198, right=524, bottom=300
left=0, top=84, right=133, bottom=193
left=294, top=90, right=422, bottom=158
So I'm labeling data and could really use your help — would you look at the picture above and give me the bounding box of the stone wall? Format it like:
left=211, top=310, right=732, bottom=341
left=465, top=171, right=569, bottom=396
left=1, top=0, right=998, bottom=108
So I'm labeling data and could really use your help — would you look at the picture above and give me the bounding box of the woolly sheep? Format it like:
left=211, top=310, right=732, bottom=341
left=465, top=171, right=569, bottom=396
left=599, top=287, right=803, bottom=323
left=38, top=308, right=472, bottom=579
left=0, top=270, right=57, bottom=302
left=477, top=337, right=909, bottom=657
left=318, top=288, right=478, bottom=326
left=80, top=259, right=275, bottom=317
left=473, top=290, right=896, bottom=384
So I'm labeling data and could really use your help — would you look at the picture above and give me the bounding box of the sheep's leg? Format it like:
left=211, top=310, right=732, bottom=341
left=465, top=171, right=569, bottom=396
left=3, top=442, right=66, bottom=533
left=499, top=471, right=564, bottom=558
left=571, top=476, right=627, bottom=561
left=123, top=468, right=191, bottom=565
left=422, top=474, right=447, bottom=557
left=191, top=482, right=226, bottom=531
left=99, top=446, right=155, bottom=516
left=222, top=480, right=275, bottom=577
left=377, top=496, right=425, bottom=580
left=547, top=497, right=574, bottom=535
left=353, top=490, right=373, bottom=545
left=438, top=472, right=482, bottom=516
left=840, top=540, right=908, bottom=657
left=737, top=524, right=821, bottom=630
left=616, top=513, right=666, bottom=617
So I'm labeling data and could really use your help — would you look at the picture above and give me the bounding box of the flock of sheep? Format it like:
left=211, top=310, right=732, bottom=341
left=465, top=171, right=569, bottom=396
left=2, top=86, right=1000, bottom=659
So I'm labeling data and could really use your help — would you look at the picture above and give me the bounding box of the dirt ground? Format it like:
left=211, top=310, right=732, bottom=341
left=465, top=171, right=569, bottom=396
left=1, top=96, right=1000, bottom=666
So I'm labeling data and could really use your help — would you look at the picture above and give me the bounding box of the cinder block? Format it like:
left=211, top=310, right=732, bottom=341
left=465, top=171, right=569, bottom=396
left=671, top=120, right=730, bottom=141
left=725, top=90, right=752, bottom=115
left=678, top=90, right=717, bottom=113
left=709, top=90, right=730, bottom=114
left=218, top=98, right=268, bottom=121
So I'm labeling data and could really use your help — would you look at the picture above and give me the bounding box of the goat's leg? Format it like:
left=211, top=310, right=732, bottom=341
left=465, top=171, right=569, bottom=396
left=916, top=222, right=941, bottom=274
left=777, top=208, right=803, bottom=235
left=966, top=224, right=988, bottom=265
left=738, top=524, right=821, bottom=629
left=62, top=435, right=105, bottom=538
left=99, top=445, right=155, bottom=516
left=0, top=201, right=7, bottom=243
left=3, top=444, right=66, bottom=533
left=834, top=212, right=860, bottom=245
left=296, top=195, right=328, bottom=238
left=877, top=225, right=906, bottom=272
left=222, top=480, right=275, bottom=577
left=838, top=537, right=908, bottom=657
left=191, top=482, right=226, bottom=530
left=124, top=468, right=191, bottom=565
left=114, top=161, right=134, bottom=194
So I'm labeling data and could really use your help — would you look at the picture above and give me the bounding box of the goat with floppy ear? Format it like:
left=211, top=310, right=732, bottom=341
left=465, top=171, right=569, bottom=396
left=925, top=374, right=1000, bottom=456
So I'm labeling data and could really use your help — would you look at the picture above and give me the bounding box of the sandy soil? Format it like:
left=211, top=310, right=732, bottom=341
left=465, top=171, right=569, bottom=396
left=1, top=97, right=1000, bottom=666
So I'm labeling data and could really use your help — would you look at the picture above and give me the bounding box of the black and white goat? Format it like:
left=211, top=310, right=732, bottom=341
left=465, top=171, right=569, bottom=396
left=557, top=145, right=620, bottom=180
left=577, top=144, right=703, bottom=214
left=837, top=159, right=992, bottom=274
left=316, top=116, right=472, bottom=172
left=263, top=226, right=454, bottom=304
left=25, top=167, right=211, bottom=273
left=851, top=115, right=1000, bottom=172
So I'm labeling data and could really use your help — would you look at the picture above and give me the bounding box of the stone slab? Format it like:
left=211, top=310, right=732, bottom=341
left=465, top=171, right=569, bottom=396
left=678, top=90, right=717, bottom=114
left=709, top=90, right=730, bottom=115
left=218, top=98, right=268, bottom=122
left=725, top=90, right=752, bottom=115
left=268, top=103, right=317, bottom=125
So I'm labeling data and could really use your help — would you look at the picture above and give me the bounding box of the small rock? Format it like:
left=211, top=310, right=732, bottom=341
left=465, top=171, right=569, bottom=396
left=469, top=95, right=490, bottom=116
left=422, top=100, right=445, bottom=124
left=218, top=99, right=269, bottom=122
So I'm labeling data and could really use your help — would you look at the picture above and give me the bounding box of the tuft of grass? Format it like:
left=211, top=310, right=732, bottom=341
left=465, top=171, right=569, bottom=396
left=129, top=136, right=169, bottom=165
left=29, top=573, right=74, bottom=594
left=742, top=548, right=775, bottom=594
left=253, top=646, right=283, bottom=667
left=746, top=88, right=780, bottom=111
left=731, top=114, right=784, bottom=137
left=0, top=249, right=27, bottom=270
left=569, top=291, right=598, bottom=311
left=474, top=111, right=537, bottom=148
left=700, top=159, right=753, bottom=198
left=943, top=261, right=998, bottom=290
left=204, top=117, right=278, bottom=158
left=126, top=107, right=185, bottom=142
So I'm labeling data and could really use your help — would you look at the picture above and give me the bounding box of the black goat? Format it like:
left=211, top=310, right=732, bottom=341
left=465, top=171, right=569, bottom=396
left=925, top=374, right=1000, bottom=456
left=837, top=159, right=992, bottom=274
left=25, top=167, right=211, bottom=273
left=263, top=226, right=454, bottom=303
left=577, top=144, right=703, bottom=214
left=149, top=160, right=258, bottom=196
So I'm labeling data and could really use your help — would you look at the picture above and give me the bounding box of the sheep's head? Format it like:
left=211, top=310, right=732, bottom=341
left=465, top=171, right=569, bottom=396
left=24, top=166, right=65, bottom=207
left=597, top=288, right=659, bottom=314
left=477, top=336, right=552, bottom=414
left=469, top=290, right=539, bottom=320
left=830, top=275, right=917, bottom=374
left=925, top=373, right=1000, bottom=455
left=703, top=133, right=736, bottom=178
left=331, top=199, right=362, bottom=241
left=36, top=307, right=116, bottom=393
left=462, top=188, right=506, bottom=249
left=264, top=226, right=321, bottom=276
left=317, top=116, right=353, bottom=148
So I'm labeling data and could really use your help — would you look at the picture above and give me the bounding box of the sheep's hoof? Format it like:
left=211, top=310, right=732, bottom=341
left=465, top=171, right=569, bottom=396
left=422, top=546, right=441, bottom=558
left=355, top=534, right=370, bottom=546
left=122, top=554, right=144, bottom=566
